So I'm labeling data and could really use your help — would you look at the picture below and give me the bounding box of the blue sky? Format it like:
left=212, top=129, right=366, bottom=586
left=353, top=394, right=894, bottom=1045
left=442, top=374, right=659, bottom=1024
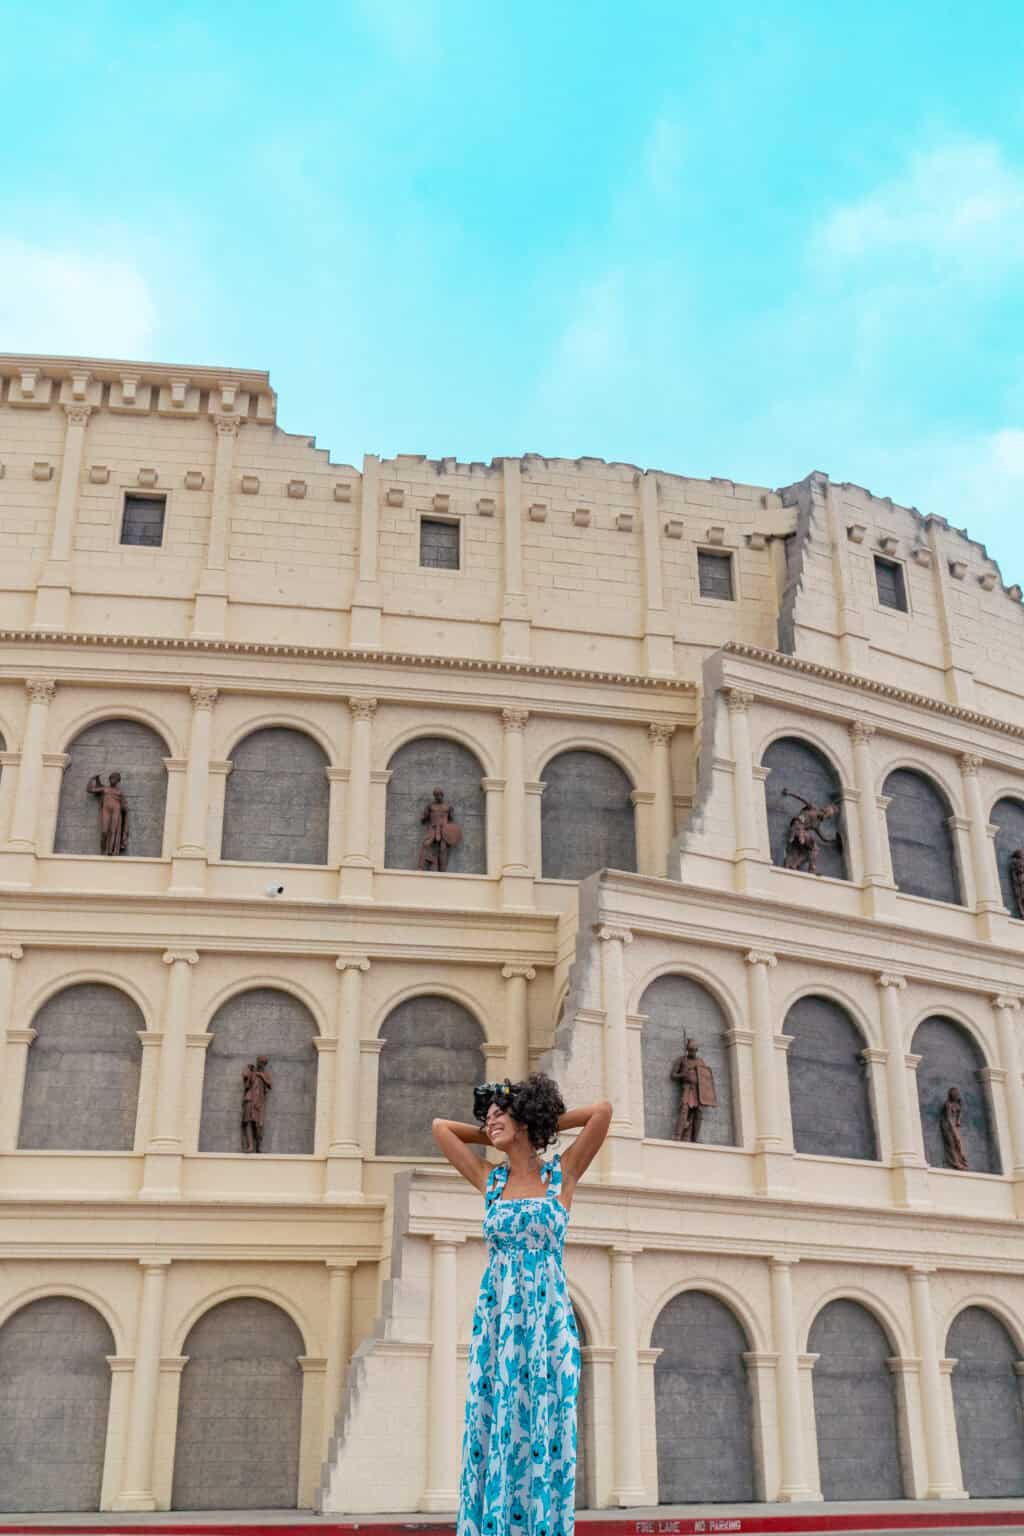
left=3, top=2, right=1023, bottom=577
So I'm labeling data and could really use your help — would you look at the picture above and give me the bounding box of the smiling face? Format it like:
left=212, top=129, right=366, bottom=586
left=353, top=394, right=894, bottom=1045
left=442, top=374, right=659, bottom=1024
left=484, top=1101, right=526, bottom=1154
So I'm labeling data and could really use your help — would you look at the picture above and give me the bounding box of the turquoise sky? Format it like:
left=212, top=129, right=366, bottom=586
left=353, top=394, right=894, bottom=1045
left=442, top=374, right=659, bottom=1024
left=3, top=2, right=1023, bottom=578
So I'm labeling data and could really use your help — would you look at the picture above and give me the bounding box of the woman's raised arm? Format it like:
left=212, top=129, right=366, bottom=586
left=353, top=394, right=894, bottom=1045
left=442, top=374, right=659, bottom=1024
left=557, top=1099, right=613, bottom=1195
left=432, top=1117, right=491, bottom=1193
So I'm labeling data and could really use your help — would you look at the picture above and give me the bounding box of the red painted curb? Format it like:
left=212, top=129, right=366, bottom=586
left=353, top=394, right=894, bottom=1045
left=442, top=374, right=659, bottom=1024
left=3, top=1515, right=1024, bottom=1536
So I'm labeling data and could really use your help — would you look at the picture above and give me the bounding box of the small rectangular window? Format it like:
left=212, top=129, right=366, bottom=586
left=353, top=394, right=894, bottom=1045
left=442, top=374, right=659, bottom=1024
left=420, top=517, right=460, bottom=570
left=874, top=556, right=908, bottom=612
left=698, top=549, right=734, bottom=601
left=121, top=493, right=167, bottom=547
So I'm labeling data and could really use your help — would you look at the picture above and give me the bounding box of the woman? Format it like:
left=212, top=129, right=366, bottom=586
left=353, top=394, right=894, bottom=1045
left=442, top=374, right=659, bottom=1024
left=432, top=1075, right=612, bottom=1536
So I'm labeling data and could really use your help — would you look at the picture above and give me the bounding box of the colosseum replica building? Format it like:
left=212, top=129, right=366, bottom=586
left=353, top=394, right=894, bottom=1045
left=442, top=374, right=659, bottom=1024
left=2, top=352, right=1024, bottom=1517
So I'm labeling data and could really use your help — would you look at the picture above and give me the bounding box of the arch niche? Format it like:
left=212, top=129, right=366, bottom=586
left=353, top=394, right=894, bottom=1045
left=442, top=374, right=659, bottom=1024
left=541, top=749, right=636, bottom=881
left=639, top=974, right=737, bottom=1146
left=54, top=718, right=169, bottom=856
left=784, top=996, right=877, bottom=1160
left=19, top=982, right=143, bottom=1151
left=883, top=768, right=962, bottom=905
left=947, top=1306, right=1024, bottom=1496
left=199, top=988, right=318, bottom=1154
left=375, top=995, right=485, bottom=1157
left=172, top=1297, right=304, bottom=1509
left=991, top=797, right=1024, bottom=917
left=651, top=1290, right=755, bottom=1503
left=221, top=726, right=330, bottom=865
left=808, top=1299, right=905, bottom=1500
left=0, top=1296, right=115, bottom=1511
left=762, top=736, right=847, bottom=879
left=384, top=737, right=486, bottom=874
left=910, top=1016, right=1000, bottom=1175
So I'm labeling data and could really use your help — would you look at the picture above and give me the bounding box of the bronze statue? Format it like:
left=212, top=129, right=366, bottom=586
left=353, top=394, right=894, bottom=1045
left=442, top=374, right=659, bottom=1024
left=671, top=1038, right=717, bottom=1142
left=86, top=772, right=128, bottom=856
left=940, top=1086, right=968, bottom=1170
left=241, top=1055, right=272, bottom=1153
left=1010, top=848, right=1024, bottom=918
left=781, top=788, right=839, bottom=874
left=417, top=786, right=462, bottom=871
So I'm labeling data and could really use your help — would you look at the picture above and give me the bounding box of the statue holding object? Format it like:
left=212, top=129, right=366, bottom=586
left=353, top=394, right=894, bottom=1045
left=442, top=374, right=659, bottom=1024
left=1009, top=847, right=1024, bottom=919
left=241, top=1056, right=272, bottom=1153
left=781, top=787, right=840, bottom=875
left=87, top=772, right=129, bottom=856
left=940, top=1085, right=968, bottom=1170
left=418, top=785, right=462, bottom=871
left=671, top=1037, right=717, bottom=1142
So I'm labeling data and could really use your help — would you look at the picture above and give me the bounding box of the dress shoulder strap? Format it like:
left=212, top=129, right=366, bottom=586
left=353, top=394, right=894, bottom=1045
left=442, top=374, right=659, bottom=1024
left=485, top=1163, right=507, bottom=1204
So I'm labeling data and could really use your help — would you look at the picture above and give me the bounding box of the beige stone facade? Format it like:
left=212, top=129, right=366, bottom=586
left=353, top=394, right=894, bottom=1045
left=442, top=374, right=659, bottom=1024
left=2, top=353, right=1024, bottom=1514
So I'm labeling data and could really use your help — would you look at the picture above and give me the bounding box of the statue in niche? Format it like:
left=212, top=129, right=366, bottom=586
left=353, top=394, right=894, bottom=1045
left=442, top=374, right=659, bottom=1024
left=1009, top=847, right=1024, bottom=918
left=86, top=772, right=129, bottom=856
left=241, top=1055, right=272, bottom=1153
left=671, top=1037, right=717, bottom=1142
left=781, top=788, right=840, bottom=874
left=940, top=1086, right=968, bottom=1170
left=417, top=785, right=462, bottom=871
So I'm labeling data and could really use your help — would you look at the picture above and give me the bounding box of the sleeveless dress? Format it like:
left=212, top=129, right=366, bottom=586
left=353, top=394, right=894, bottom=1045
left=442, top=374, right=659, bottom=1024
left=458, top=1154, right=580, bottom=1536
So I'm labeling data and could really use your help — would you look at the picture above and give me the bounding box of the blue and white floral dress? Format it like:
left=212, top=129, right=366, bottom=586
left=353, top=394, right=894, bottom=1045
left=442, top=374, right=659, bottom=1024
left=458, top=1154, right=580, bottom=1536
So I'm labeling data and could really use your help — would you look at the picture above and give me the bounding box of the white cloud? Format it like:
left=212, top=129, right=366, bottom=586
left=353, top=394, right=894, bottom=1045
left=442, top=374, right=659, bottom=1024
left=0, top=237, right=157, bottom=359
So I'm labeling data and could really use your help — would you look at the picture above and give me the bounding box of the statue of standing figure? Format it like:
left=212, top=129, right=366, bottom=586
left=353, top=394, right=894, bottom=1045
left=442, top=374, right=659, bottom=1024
left=671, top=1037, right=717, bottom=1142
left=1009, top=848, right=1024, bottom=919
left=940, top=1086, right=968, bottom=1170
left=87, top=772, right=129, bottom=856
left=241, top=1056, right=272, bottom=1153
left=418, top=786, right=462, bottom=871
left=781, top=788, right=839, bottom=874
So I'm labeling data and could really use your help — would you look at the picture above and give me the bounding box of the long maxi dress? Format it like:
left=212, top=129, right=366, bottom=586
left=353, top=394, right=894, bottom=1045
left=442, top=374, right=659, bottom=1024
left=458, top=1153, right=581, bottom=1536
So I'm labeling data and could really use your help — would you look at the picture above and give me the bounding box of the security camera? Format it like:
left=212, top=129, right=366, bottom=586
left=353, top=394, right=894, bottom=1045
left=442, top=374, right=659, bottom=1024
left=265, top=883, right=285, bottom=897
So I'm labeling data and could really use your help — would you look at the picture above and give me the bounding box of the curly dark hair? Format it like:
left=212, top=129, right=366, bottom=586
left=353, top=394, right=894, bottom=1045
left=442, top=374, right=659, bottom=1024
left=509, top=1072, right=565, bottom=1151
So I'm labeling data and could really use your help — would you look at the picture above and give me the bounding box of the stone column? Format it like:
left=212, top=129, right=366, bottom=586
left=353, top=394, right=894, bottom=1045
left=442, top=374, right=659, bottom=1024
left=339, top=697, right=376, bottom=902
left=351, top=454, right=382, bottom=648
left=170, top=687, right=217, bottom=893
left=728, top=689, right=758, bottom=857
left=599, top=926, right=633, bottom=1130
left=770, top=1258, right=813, bottom=1501
left=746, top=950, right=788, bottom=1191
left=639, top=471, right=673, bottom=674
left=907, top=1267, right=959, bottom=1497
left=500, top=458, right=530, bottom=660
left=500, top=708, right=532, bottom=908
left=0, top=748, right=21, bottom=844
left=0, top=1027, right=35, bottom=1151
left=33, top=403, right=93, bottom=629
left=610, top=1246, right=645, bottom=1505
left=993, top=996, right=1024, bottom=1183
left=7, top=680, right=56, bottom=853
left=877, top=973, right=928, bottom=1207
left=112, top=1260, right=170, bottom=1510
left=848, top=721, right=893, bottom=913
left=502, top=964, right=535, bottom=1083
left=326, top=956, right=370, bottom=1197
left=0, top=945, right=24, bottom=1146
left=322, top=1260, right=356, bottom=1455
left=960, top=754, right=1002, bottom=937
left=142, top=950, right=198, bottom=1197
left=648, top=724, right=675, bottom=876
left=482, top=777, right=505, bottom=876
left=193, top=414, right=240, bottom=638
left=421, top=1235, right=462, bottom=1511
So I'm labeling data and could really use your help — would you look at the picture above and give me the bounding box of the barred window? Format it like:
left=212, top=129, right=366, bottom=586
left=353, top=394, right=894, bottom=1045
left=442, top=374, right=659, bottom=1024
left=419, top=517, right=460, bottom=570
left=697, top=550, right=734, bottom=600
left=875, top=556, right=908, bottom=611
left=120, top=493, right=166, bottom=547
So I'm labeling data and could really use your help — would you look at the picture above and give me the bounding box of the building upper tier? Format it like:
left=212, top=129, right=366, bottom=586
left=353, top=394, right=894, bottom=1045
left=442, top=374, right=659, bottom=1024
left=1, top=353, right=1021, bottom=718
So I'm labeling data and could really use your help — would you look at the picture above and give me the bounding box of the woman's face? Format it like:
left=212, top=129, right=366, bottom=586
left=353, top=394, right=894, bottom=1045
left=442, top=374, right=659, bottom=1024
left=484, top=1102, right=524, bottom=1153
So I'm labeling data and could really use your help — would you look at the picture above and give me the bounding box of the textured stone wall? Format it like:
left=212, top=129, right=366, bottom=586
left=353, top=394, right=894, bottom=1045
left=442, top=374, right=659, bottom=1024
left=384, top=737, right=486, bottom=874
left=19, top=983, right=143, bottom=1151
left=541, top=750, right=636, bottom=881
left=0, top=1297, right=115, bottom=1512
left=53, top=718, right=169, bottom=858
left=784, top=996, right=877, bottom=1160
left=911, top=1016, right=1000, bottom=1175
left=761, top=737, right=847, bottom=880
left=221, top=727, right=329, bottom=865
left=375, top=995, right=485, bottom=1157
left=639, top=975, right=737, bottom=1145
left=198, top=988, right=318, bottom=1154
left=883, top=768, right=962, bottom=905
left=808, top=1299, right=904, bottom=1500
left=947, top=1306, right=1024, bottom=1497
left=991, top=797, right=1024, bottom=917
left=652, top=1290, right=754, bottom=1503
left=172, top=1298, right=304, bottom=1510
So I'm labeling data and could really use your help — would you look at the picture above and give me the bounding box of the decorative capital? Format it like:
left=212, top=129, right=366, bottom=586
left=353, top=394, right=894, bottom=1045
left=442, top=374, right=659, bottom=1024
left=212, top=413, right=242, bottom=437
left=348, top=696, right=377, bottom=721
left=745, top=949, right=777, bottom=969
left=163, top=949, right=199, bottom=967
left=648, top=722, right=676, bottom=745
left=189, top=686, right=218, bottom=711
left=501, top=707, right=529, bottom=733
left=0, top=944, right=24, bottom=962
left=877, top=972, right=907, bottom=991
left=25, top=679, right=56, bottom=706
left=62, top=403, right=94, bottom=427
left=726, top=688, right=754, bottom=714
left=848, top=719, right=875, bottom=746
left=960, top=752, right=984, bottom=776
left=993, top=994, right=1022, bottom=1013
left=336, top=956, right=371, bottom=974
left=502, top=963, right=536, bottom=982
left=597, top=924, right=633, bottom=946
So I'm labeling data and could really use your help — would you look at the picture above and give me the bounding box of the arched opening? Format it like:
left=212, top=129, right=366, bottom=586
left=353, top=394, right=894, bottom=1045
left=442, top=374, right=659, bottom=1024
left=172, top=1298, right=304, bottom=1509
left=652, top=1290, right=755, bottom=1503
left=19, top=983, right=143, bottom=1151
left=784, top=996, right=877, bottom=1160
left=947, top=1307, right=1024, bottom=1496
left=541, top=749, right=636, bottom=881
left=808, top=1299, right=905, bottom=1500
left=910, top=1017, right=1000, bottom=1175
left=991, top=798, right=1024, bottom=918
left=375, top=995, right=485, bottom=1157
left=384, top=737, right=486, bottom=874
left=221, top=726, right=330, bottom=865
left=54, top=718, right=169, bottom=857
left=883, top=768, right=962, bottom=905
left=639, top=974, right=737, bottom=1146
left=0, top=1296, right=115, bottom=1511
left=199, top=988, right=318, bottom=1154
left=762, top=737, right=847, bottom=880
